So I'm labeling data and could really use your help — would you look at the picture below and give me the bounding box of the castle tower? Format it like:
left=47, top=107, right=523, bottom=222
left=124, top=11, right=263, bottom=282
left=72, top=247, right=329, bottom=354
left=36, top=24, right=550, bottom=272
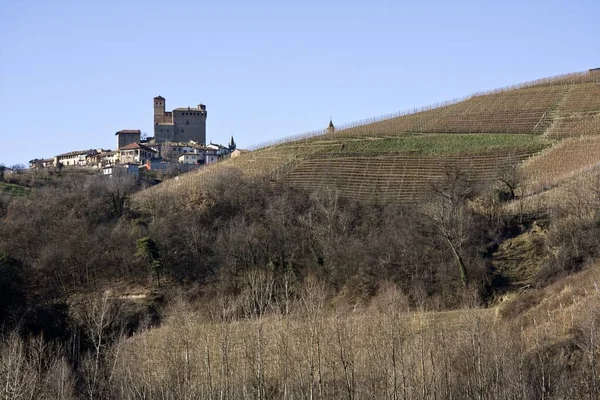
left=154, top=95, right=166, bottom=124
left=154, top=96, right=207, bottom=144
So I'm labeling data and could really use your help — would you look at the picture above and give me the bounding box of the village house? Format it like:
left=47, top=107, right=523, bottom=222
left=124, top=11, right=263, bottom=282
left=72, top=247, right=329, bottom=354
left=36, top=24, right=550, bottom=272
left=205, top=147, right=219, bottom=164
left=115, top=129, right=141, bottom=149
left=29, top=158, right=55, bottom=169
left=102, top=164, right=139, bottom=178
left=207, top=142, right=233, bottom=157
left=100, top=151, right=118, bottom=167
left=230, top=149, right=249, bottom=158
left=178, top=153, right=201, bottom=164
left=85, top=149, right=113, bottom=169
left=54, top=149, right=98, bottom=167
left=118, top=142, right=157, bottom=165
left=145, top=159, right=171, bottom=172
left=157, top=141, right=205, bottom=159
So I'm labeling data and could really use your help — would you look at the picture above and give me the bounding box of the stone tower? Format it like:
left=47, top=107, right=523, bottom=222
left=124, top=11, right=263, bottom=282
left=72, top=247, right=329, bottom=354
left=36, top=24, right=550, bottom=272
left=153, top=95, right=207, bottom=144
left=154, top=96, right=166, bottom=124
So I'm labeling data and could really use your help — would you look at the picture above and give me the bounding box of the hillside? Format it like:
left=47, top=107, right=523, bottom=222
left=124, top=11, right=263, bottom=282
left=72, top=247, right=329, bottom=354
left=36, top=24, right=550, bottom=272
left=4, top=71, right=600, bottom=399
left=134, top=70, right=600, bottom=207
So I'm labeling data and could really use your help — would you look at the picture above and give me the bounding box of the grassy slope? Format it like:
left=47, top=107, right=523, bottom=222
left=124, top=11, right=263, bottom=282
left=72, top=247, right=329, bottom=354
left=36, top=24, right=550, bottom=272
left=0, top=182, right=29, bottom=196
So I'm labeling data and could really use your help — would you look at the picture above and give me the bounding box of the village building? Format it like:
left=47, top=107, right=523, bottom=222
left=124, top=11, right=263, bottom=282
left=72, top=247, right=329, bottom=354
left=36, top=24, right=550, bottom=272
left=205, top=147, right=220, bottom=164
left=115, top=129, right=141, bottom=149
left=85, top=149, right=114, bottom=169
left=179, top=153, right=201, bottom=164
left=145, top=159, right=171, bottom=172
left=54, top=149, right=98, bottom=167
left=207, top=142, right=233, bottom=157
left=157, top=142, right=204, bottom=159
left=29, top=158, right=55, bottom=169
left=118, top=143, right=157, bottom=165
left=100, top=151, right=118, bottom=167
left=230, top=149, right=249, bottom=158
left=154, top=96, right=207, bottom=144
left=102, top=164, right=139, bottom=178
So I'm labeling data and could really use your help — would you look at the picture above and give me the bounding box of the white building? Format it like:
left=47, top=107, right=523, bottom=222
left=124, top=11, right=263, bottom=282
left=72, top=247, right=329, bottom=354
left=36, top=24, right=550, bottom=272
left=179, top=153, right=200, bottom=164
left=54, top=149, right=98, bottom=167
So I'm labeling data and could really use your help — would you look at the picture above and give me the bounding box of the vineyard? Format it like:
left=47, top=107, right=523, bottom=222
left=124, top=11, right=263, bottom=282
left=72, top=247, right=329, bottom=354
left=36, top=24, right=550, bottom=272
left=286, top=150, right=539, bottom=203
left=522, top=136, right=600, bottom=191
left=134, top=70, right=600, bottom=207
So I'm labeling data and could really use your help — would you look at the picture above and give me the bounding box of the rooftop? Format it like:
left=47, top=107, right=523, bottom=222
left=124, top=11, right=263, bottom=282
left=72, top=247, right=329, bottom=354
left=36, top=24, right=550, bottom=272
left=119, top=142, right=157, bottom=153
left=115, top=129, right=141, bottom=135
left=173, top=107, right=206, bottom=112
left=56, top=149, right=97, bottom=157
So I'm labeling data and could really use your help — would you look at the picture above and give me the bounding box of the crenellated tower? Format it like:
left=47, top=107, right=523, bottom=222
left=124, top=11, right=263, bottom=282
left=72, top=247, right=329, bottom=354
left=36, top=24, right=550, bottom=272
left=153, top=95, right=207, bottom=144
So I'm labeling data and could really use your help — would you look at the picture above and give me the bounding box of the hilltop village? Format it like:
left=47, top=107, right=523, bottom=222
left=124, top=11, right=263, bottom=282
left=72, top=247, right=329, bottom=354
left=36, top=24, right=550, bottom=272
left=28, top=96, right=241, bottom=176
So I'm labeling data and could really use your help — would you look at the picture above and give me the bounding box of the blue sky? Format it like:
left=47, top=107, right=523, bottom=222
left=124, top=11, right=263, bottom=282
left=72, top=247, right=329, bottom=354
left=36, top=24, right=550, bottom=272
left=0, top=0, right=598, bottom=166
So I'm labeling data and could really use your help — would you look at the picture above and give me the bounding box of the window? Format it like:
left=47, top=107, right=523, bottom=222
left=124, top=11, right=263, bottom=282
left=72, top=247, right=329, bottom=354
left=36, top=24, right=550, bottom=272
left=186, top=120, right=189, bottom=125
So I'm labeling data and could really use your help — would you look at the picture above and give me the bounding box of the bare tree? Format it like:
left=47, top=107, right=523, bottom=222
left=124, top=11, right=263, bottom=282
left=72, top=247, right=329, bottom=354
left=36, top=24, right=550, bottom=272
left=74, top=291, right=122, bottom=400
left=422, top=167, right=479, bottom=287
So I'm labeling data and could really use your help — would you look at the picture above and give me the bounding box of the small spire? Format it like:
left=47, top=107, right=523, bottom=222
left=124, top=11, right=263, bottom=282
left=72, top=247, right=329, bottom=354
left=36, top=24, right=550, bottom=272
left=327, top=118, right=335, bottom=133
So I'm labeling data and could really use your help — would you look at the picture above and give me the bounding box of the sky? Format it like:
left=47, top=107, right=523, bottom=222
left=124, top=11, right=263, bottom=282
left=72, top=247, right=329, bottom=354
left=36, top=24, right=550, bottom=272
left=0, top=0, right=598, bottom=166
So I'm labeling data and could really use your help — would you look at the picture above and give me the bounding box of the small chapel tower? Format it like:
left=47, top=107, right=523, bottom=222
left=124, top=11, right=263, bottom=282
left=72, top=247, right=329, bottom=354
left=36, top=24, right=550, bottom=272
left=326, top=118, right=335, bottom=133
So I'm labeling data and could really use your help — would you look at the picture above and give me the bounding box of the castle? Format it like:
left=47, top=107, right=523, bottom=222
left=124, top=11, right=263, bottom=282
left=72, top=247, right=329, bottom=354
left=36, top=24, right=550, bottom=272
left=153, top=96, right=207, bottom=144
left=30, top=95, right=234, bottom=173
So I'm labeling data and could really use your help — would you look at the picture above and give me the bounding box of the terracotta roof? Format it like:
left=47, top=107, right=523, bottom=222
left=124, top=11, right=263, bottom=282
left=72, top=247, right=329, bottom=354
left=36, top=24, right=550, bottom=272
left=119, top=142, right=157, bottom=153
left=115, top=129, right=141, bottom=135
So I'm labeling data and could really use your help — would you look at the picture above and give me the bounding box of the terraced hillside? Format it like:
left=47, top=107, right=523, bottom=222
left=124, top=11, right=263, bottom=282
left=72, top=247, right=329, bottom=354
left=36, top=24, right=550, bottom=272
left=134, top=70, right=600, bottom=206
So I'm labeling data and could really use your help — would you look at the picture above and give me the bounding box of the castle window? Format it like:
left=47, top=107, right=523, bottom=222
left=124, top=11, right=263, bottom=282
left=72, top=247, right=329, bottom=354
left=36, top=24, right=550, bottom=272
left=186, top=120, right=189, bottom=125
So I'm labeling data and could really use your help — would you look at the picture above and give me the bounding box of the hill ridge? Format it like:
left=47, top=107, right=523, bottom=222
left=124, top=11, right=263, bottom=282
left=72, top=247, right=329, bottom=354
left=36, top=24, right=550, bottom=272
left=134, top=70, right=600, bottom=207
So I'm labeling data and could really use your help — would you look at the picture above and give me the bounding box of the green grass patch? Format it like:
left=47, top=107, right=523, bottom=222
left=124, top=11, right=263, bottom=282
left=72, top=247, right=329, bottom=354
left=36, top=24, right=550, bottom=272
left=0, top=182, right=29, bottom=196
left=340, top=134, right=553, bottom=155
left=258, top=134, right=552, bottom=157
